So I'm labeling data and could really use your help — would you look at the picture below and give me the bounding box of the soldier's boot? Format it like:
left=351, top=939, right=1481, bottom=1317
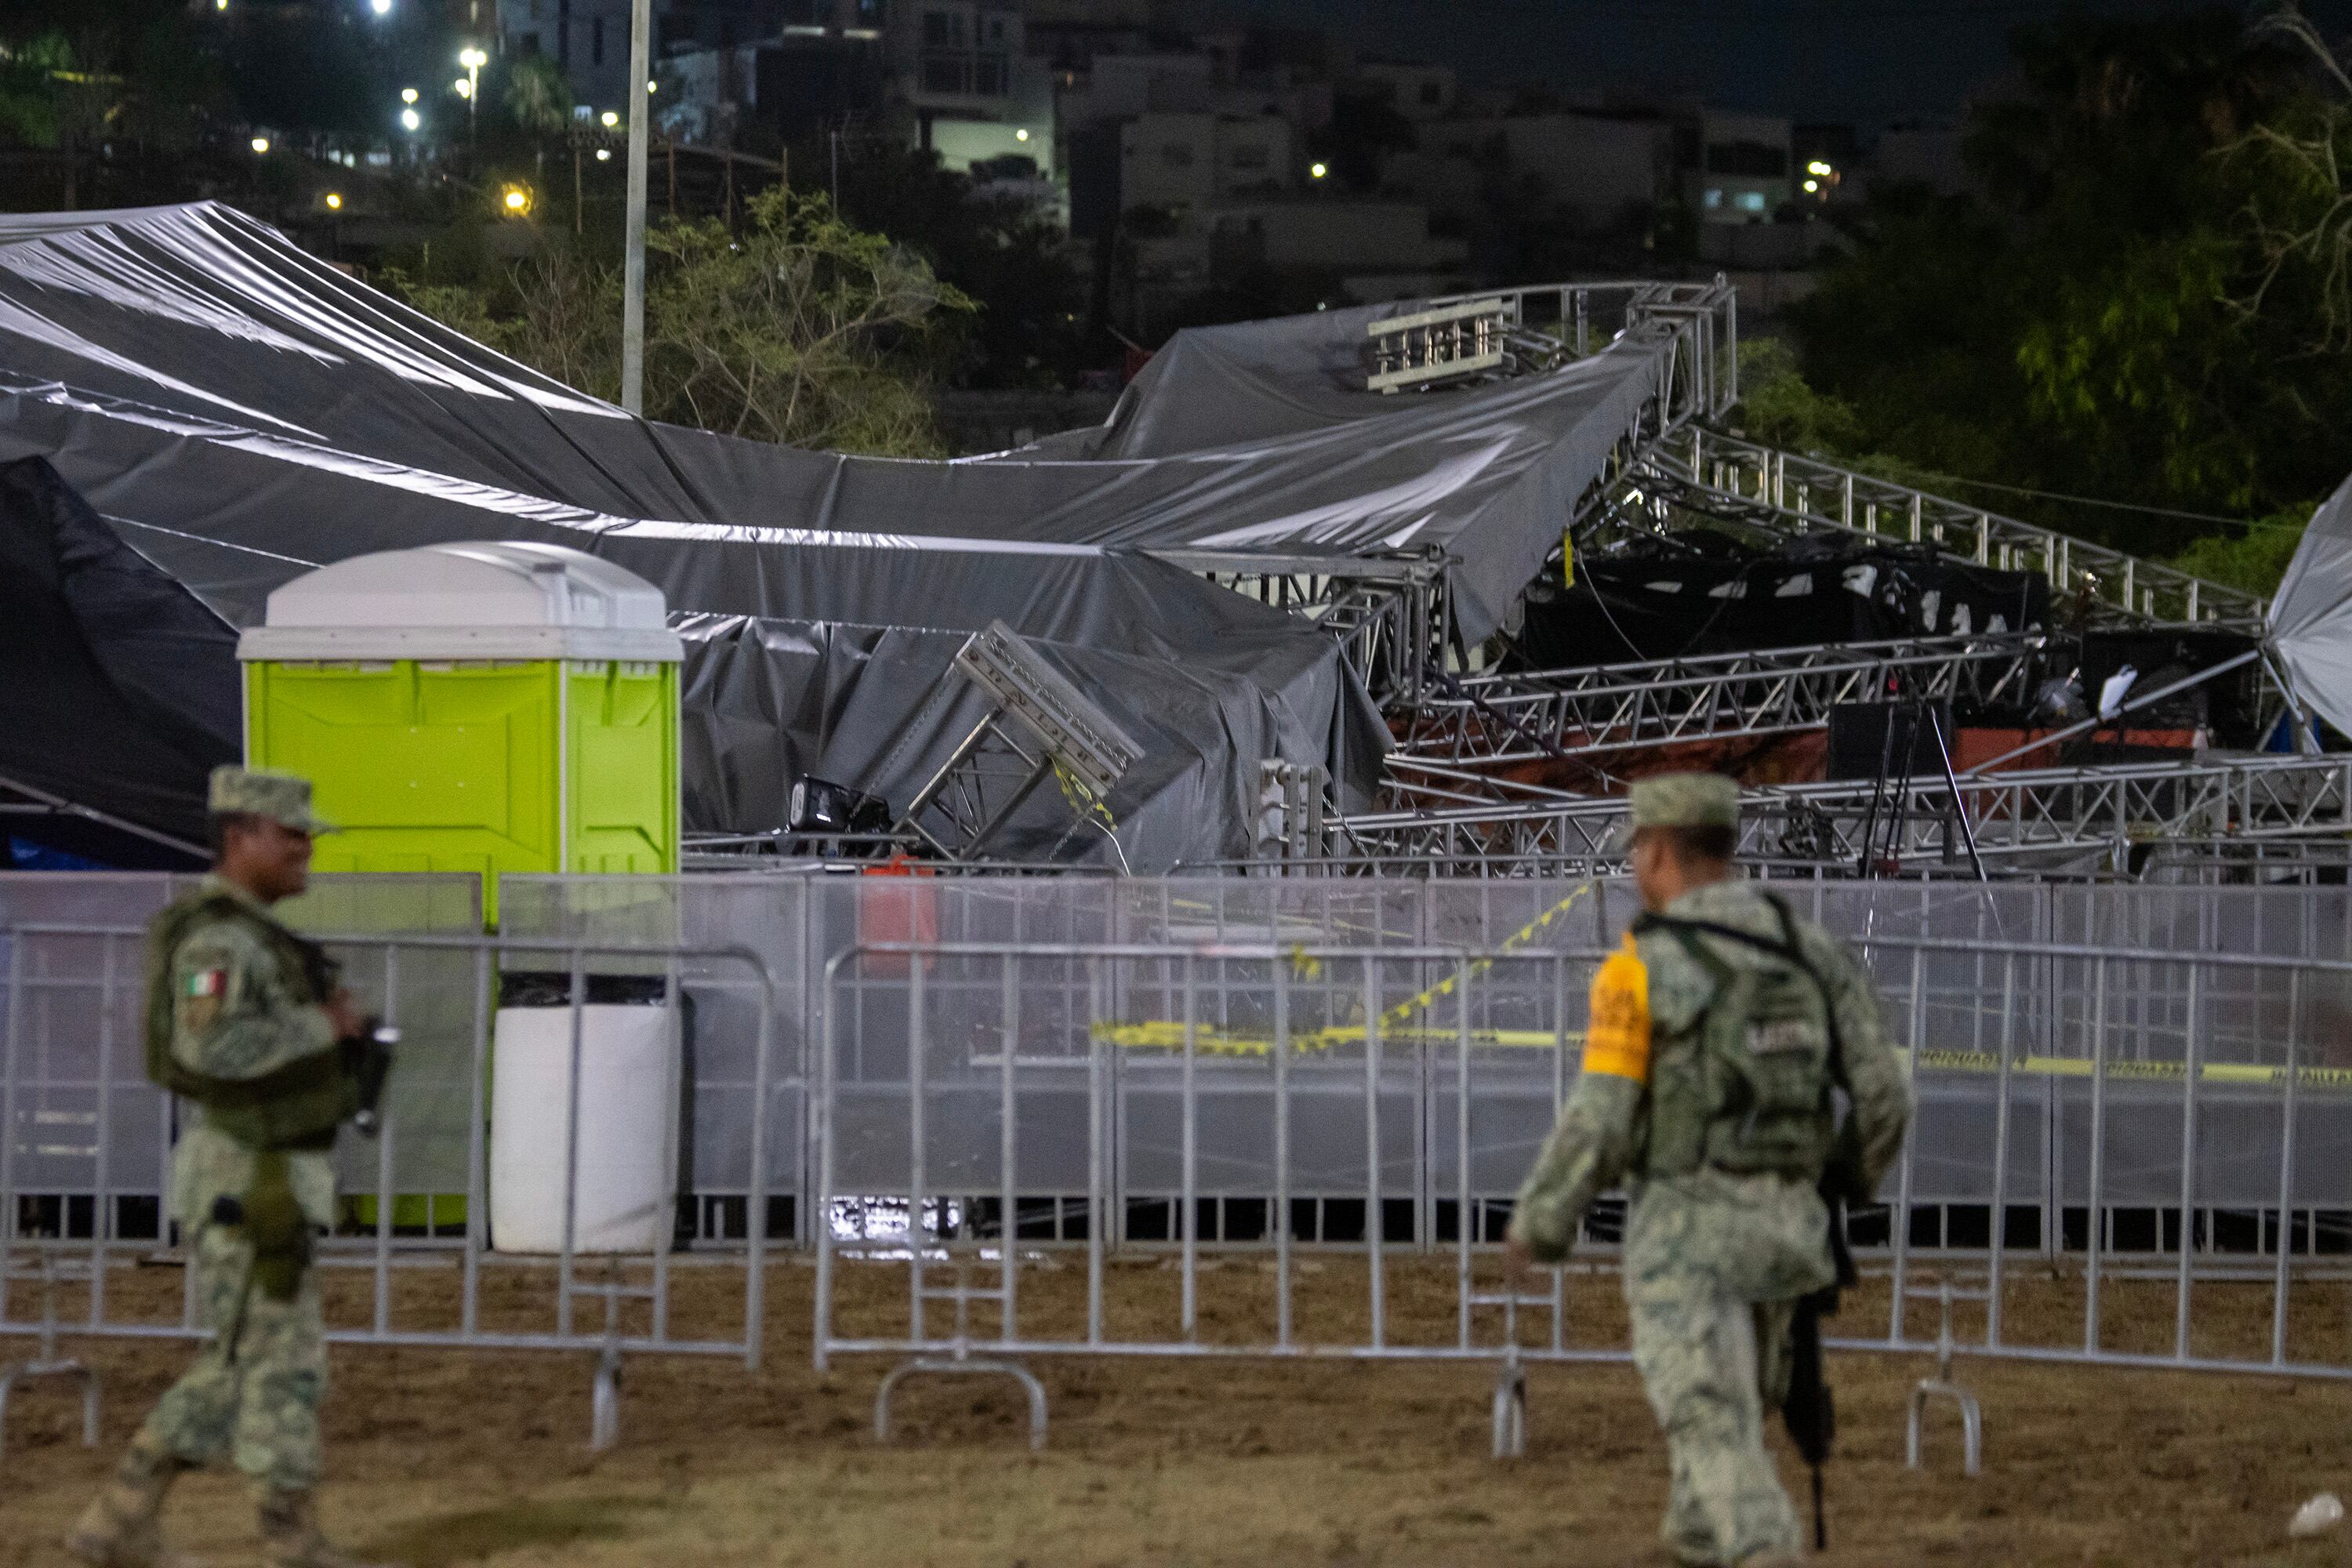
left=64, top=1441, right=206, bottom=1568
left=256, top=1486, right=407, bottom=1568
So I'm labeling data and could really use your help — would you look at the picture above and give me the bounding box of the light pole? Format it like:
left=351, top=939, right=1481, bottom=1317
left=622, top=0, right=652, bottom=415
left=459, top=46, right=487, bottom=154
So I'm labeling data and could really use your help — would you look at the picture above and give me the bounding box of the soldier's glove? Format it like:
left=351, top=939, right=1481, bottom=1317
left=342, top=1021, right=398, bottom=1137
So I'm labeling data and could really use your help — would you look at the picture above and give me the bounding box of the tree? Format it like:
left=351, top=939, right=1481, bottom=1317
left=1789, top=8, right=2352, bottom=555
left=648, top=189, right=973, bottom=451
left=809, top=137, right=1091, bottom=389
left=390, top=189, right=972, bottom=456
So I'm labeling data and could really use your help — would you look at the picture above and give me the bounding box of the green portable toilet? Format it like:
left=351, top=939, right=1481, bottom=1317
left=237, top=542, right=684, bottom=924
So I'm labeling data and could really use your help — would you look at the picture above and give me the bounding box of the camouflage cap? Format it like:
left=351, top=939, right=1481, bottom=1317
left=1629, top=771, right=1740, bottom=831
left=1610, top=771, right=1740, bottom=852
left=208, top=765, right=337, bottom=837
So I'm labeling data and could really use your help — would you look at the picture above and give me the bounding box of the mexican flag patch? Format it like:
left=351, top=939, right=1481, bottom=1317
left=184, top=968, right=226, bottom=999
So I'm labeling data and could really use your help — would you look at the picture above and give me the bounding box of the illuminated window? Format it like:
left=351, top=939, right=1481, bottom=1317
left=1737, top=190, right=1767, bottom=213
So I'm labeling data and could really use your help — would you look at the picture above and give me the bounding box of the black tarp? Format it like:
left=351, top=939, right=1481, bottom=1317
left=676, top=616, right=1383, bottom=867
left=0, top=456, right=227, bottom=864
left=1515, top=536, right=2053, bottom=669
left=1004, top=300, right=1671, bottom=640
left=0, top=201, right=1410, bottom=869
left=0, top=204, right=1672, bottom=644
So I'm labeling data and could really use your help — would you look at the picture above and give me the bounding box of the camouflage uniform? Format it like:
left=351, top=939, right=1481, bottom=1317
left=137, top=868, right=340, bottom=1490
left=71, top=768, right=395, bottom=1568
left=1510, top=775, right=1911, bottom=1568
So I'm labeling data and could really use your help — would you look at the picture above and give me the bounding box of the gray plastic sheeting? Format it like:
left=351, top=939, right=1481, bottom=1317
left=2270, top=466, right=2352, bottom=739
left=1003, top=301, right=1668, bottom=640
left=674, top=615, right=1388, bottom=869
left=0, top=201, right=1399, bottom=866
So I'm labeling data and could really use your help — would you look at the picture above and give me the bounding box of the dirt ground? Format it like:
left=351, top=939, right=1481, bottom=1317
left=6, top=1252, right=2352, bottom=1567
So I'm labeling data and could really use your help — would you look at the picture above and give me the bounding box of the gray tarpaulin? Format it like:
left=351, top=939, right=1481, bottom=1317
left=1002, top=302, right=1669, bottom=640
left=0, top=205, right=1670, bottom=641
left=2271, top=466, right=2352, bottom=738
left=676, top=616, right=1386, bottom=868
left=0, top=201, right=1404, bottom=866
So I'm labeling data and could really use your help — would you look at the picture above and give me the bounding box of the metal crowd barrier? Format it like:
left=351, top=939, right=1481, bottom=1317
left=11, top=871, right=2352, bottom=1461
left=0, top=924, right=781, bottom=1451
left=812, top=932, right=2352, bottom=1455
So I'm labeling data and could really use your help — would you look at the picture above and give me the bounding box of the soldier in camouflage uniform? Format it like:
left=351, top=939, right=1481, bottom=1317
left=70, top=768, right=400, bottom=1568
left=1506, top=774, right=1911, bottom=1568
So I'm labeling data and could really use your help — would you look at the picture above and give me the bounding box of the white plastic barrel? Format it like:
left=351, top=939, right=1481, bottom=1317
left=488, top=1004, right=674, bottom=1254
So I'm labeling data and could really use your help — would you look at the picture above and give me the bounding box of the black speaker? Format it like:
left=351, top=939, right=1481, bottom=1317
left=1827, top=701, right=1955, bottom=782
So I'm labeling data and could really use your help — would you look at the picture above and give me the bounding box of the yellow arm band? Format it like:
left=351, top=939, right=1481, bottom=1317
left=1582, top=936, right=1651, bottom=1082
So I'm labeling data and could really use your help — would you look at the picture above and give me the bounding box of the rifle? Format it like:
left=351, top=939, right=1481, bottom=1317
left=347, top=1022, right=399, bottom=1137
left=294, top=925, right=399, bottom=1138
left=1784, top=1185, right=1860, bottom=1551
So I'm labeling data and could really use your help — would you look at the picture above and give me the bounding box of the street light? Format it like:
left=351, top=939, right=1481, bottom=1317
left=500, top=182, right=534, bottom=216
left=601, top=110, right=620, bottom=129
left=400, top=107, right=421, bottom=132
left=1014, top=128, right=1029, bottom=142
left=401, top=87, right=419, bottom=104
left=325, top=192, right=343, bottom=210
left=1309, top=162, right=1327, bottom=180
left=250, top=136, right=270, bottom=154
left=458, top=46, right=488, bottom=151
left=1803, top=178, right=1820, bottom=193
left=369, top=0, right=392, bottom=14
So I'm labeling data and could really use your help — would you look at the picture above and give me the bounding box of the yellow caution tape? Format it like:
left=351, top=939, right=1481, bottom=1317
left=1087, top=1020, right=1570, bottom=1056
left=1374, top=883, right=1595, bottom=1033
left=1095, top=884, right=1596, bottom=1057
left=1915, top=1047, right=2352, bottom=1090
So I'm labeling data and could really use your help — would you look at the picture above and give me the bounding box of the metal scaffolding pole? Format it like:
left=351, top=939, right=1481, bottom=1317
left=621, top=0, right=652, bottom=415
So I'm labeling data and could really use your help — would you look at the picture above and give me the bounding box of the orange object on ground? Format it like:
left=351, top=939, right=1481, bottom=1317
left=858, top=852, right=938, bottom=975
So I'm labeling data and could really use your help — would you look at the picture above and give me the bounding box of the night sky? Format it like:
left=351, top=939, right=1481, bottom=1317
left=1225, top=0, right=2352, bottom=127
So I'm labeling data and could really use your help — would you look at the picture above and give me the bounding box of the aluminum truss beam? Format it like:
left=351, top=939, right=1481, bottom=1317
left=1163, top=278, right=1740, bottom=699
left=1594, top=428, right=2263, bottom=632
left=1397, top=633, right=2048, bottom=767
left=0, top=770, right=204, bottom=862
left=1329, top=753, right=2352, bottom=874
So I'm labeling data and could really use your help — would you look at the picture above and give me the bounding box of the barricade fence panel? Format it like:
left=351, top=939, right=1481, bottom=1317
left=2, top=917, right=782, bottom=1450
left=10, top=869, right=2352, bottom=1434
left=811, top=935, right=2352, bottom=1404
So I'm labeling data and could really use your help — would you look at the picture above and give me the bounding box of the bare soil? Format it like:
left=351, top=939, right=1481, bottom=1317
left=5, top=1252, right=2352, bottom=1567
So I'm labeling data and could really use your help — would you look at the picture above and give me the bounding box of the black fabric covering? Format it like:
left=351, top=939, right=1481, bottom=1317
left=1516, top=539, right=2051, bottom=669
left=1004, top=301, right=1671, bottom=641
left=0, top=201, right=1400, bottom=868
left=0, top=456, right=232, bottom=862
left=676, top=616, right=1385, bottom=867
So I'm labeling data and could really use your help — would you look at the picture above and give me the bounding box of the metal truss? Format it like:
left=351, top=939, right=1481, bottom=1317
left=887, top=623, right=1143, bottom=864
left=1396, top=633, right=2048, bottom=768
left=0, top=770, right=203, bottom=862
left=1327, top=753, right=2352, bottom=875
left=1589, top=427, right=2263, bottom=632
left=1364, top=278, right=1737, bottom=399
left=1165, top=278, right=1741, bottom=702
left=1152, top=551, right=1450, bottom=705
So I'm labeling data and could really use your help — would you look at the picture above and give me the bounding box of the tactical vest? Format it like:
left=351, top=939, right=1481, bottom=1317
left=143, top=889, right=359, bottom=1152
left=1632, top=892, right=1840, bottom=1183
